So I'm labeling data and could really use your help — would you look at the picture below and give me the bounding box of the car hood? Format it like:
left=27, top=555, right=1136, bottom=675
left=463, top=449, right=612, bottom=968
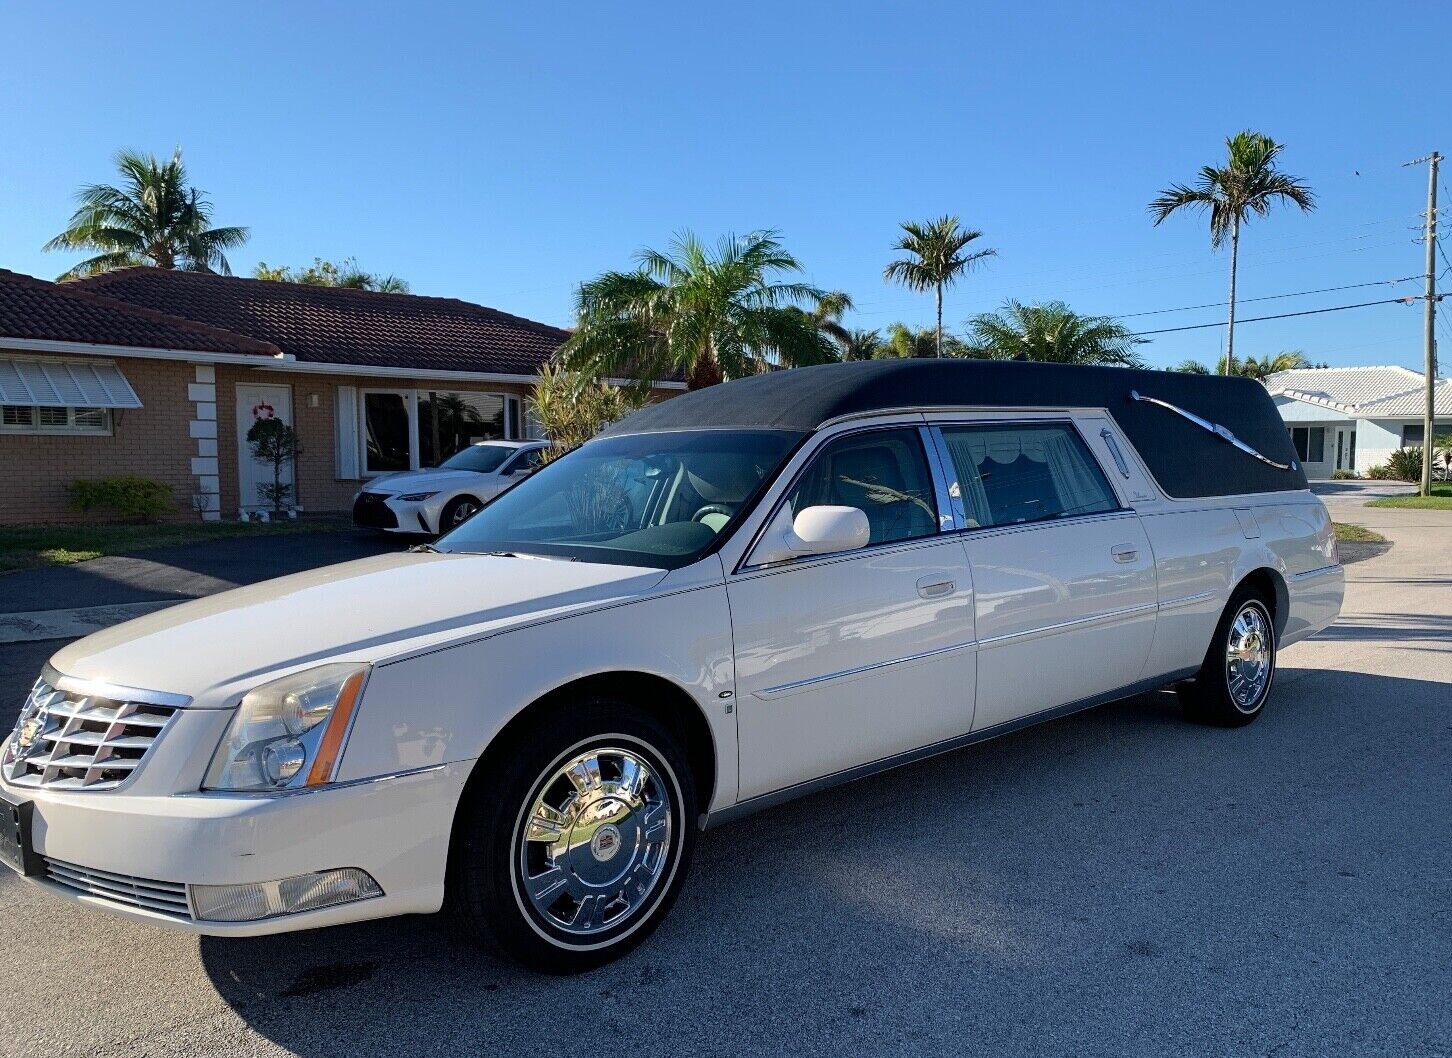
left=364, top=468, right=491, bottom=494
left=48, top=552, right=668, bottom=705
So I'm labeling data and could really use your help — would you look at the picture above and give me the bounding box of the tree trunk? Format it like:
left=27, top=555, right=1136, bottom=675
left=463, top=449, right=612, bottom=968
left=1224, top=216, right=1240, bottom=376
left=687, top=352, right=724, bottom=390
left=934, top=284, right=944, bottom=358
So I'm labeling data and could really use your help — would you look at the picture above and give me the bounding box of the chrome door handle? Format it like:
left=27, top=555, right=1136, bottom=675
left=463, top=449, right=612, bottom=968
left=1110, top=545, right=1139, bottom=564
left=916, top=577, right=956, bottom=599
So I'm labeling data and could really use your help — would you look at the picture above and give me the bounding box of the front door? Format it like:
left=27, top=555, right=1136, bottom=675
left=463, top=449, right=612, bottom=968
left=728, top=426, right=978, bottom=801
left=933, top=421, right=1158, bottom=731
left=236, top=383, right=294, bottom=516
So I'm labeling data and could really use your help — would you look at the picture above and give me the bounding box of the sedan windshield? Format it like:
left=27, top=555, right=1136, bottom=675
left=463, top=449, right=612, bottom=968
left=436, top=430, right=798, bottom=568
left=440, top=444, right=515, bottom=474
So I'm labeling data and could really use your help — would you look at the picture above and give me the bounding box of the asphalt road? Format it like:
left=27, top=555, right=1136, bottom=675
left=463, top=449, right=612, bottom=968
left=0, top=505, right=1448, bottom=1057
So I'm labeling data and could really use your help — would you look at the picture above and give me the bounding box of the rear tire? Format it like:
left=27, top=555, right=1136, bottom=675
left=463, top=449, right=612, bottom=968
left=1178, top=586, right=1277, bottom=727
left=447, top=698, right=697, bottom=973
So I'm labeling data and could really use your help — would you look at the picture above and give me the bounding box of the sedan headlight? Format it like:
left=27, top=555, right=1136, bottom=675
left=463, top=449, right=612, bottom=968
left=398, top=491, right=439, bottom=502
left=204, top=663, right=369, bottom=792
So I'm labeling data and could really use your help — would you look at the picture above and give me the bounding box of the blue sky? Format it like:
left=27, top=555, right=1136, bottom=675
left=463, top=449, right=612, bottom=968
left=1, top=1, right=1443, bottom=370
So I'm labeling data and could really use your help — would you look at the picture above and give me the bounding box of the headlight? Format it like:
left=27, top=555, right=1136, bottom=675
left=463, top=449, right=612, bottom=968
left=398, top=491, right=438, bottom=502
left=204, top=663, right=369, bottom=792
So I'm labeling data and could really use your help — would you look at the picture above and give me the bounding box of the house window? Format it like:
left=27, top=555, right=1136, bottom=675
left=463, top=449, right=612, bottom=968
left=1289, top=426, right=1324, bottom=463
left=1401, top=424, right=1424, bottom=449
left=417, top=391, right=507, bottom=466
left=1, top=405, right=112, bottom=435
left=358, top=388, right=522, bottom=475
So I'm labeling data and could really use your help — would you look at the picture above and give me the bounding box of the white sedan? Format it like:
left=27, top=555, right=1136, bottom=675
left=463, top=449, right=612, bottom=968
left=352, top=440, right=550, bottom=535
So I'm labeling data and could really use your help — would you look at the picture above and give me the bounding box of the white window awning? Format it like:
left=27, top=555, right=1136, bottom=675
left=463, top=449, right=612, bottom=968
left=0, top=356, right=143, bottom=409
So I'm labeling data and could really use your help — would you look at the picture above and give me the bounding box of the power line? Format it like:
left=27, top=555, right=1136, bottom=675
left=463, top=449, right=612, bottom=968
left=1130, top=296, right=1425, bottom=336
left=1116, top=276, right=1422, bottom=318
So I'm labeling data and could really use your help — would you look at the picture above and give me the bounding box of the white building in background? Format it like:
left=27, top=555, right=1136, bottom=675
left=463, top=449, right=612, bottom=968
left=1263, top=366, right=1452, bottom=479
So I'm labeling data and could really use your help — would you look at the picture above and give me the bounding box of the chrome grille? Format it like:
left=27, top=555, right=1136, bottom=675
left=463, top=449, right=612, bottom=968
left=43, top=857, right=191, bottom=919
left=3, top=677, right=178, bottom=790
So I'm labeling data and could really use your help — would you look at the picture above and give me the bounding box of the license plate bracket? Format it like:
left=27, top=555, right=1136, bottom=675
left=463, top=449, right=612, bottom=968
left=0, top=791, right=40, bottom=877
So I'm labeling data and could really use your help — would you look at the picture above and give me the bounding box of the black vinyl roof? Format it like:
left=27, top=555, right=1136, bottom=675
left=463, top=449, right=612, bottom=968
left=606, top=359, right=1307, bottom=498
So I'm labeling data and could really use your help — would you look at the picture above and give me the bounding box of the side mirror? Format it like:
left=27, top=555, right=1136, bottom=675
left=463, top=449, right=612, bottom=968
left=752, top=505, right=870, bottom=565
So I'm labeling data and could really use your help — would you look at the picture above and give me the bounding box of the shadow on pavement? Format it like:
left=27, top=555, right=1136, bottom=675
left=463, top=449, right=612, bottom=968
left=198, top=669, right=1452, bottom=1058
left=0, top=530, right=407, bottom=612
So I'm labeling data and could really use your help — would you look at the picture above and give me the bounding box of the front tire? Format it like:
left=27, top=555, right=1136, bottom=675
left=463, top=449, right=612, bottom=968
left=440, top=495, right=483, bottom=533
left=1178, top=587, right=1277, bottom=727
left=447, top=698, right=697, bottom=973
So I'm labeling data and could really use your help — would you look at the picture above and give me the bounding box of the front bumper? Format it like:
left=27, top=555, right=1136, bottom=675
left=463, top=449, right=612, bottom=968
left=352, top=491, right=447, bottom=535
left=2, top=761, right=472, bottom=936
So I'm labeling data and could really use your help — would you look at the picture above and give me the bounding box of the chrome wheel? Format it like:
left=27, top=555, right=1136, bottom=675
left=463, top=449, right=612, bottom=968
left=515, top=746, right=674, bottom=938
left=1225, top=602, right=1272, bottom=712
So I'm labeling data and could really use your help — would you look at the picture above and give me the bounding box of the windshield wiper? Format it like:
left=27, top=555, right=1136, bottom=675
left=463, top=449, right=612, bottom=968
left=408, top=543, right=441, bottom=553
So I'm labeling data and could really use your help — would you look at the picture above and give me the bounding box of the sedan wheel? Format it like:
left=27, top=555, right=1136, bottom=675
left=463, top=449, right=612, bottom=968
left=442, top=495, right=482, bottom=531
left=448, top=698, right=696, bottom=973
left=515, top=746, right=674, bottom=939
left=1178, top=588, right=1277, bottom=727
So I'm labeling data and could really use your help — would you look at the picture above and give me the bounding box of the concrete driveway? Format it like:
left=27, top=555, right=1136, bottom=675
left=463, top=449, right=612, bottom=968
left=0, top=512, right=1448, bottom=1057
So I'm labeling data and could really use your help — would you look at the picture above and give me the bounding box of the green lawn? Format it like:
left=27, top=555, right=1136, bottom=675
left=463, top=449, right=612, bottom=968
left=0, top=518, right=352, bottom=573
left=1365, top=483, right=1452, bottom=510
left=1332, top=522, right=1387, bottom=544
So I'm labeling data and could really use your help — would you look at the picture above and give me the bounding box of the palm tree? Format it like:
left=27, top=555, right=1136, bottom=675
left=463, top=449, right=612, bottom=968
left=839, top=328, right=883, bottom=361
left=44, top=148, right=248, bottom=278
left=884, top=216, right=995, bottom=358
left=964, top=300, right=1146, bottom=367
left=1175, top=350, right=1312, bottom=379
left=1234, top=350, right=1312, bottom=380
left=562, top=230, right=837, bottom=390
left=875, top=322, right=969, bottom=359
left=1149, top=131, right=1315, bottom=375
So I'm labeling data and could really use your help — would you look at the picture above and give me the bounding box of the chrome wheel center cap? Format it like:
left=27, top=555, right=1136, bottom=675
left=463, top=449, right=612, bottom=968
left=590, top=822, right=624, bottom=863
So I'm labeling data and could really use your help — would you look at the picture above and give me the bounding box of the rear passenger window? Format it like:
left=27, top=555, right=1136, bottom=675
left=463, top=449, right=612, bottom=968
left=785, top=428, right=939, bottom=546
left=938, top=424, right=1118, bottom=528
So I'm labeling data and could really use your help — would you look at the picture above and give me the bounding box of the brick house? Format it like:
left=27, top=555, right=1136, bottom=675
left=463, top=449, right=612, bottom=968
left=0, top=268, right=682, bottom=524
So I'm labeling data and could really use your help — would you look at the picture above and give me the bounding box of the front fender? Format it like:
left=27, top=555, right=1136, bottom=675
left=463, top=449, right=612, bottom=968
left=335, top=572, right=739, bottom=810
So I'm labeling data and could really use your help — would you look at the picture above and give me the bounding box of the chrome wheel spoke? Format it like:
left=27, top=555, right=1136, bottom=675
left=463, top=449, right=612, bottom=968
left=641, top=802, right=668, bottom=844
left=525, top=865, right=570, bottom=905
left=526, top=803, right=568, bottom=843
left=617, top=756, right=646, bottom=801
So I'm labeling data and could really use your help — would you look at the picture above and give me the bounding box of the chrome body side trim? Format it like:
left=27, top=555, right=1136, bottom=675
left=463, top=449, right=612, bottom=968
left=184, top=763, right=449, bottom=799
left=754, top=639, right=979, bottom=700
left=1129, top=390, right=1297, bottom=472
left=1292, top=563, right=1342, bottom=581
left=975, top=602, right=1158, bottom=649
left=704, top=667, right=1200, bottom=829
left=1157, top=589, right=1218, bottom=612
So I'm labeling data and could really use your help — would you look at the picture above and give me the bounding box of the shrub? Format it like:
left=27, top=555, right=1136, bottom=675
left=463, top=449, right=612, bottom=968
left=1331, top=469, right=1358, bottom=480
left=67, top=476, right=173, bottom=521
left=527, top=363, right=646, bottom=463
left=1385, top=447, right=1422, bottom=482
left=1364, top=464, right=1395, bottom=480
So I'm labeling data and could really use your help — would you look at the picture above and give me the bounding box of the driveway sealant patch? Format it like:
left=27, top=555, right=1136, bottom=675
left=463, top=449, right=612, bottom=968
left=0, top=601, right=173, bottom=644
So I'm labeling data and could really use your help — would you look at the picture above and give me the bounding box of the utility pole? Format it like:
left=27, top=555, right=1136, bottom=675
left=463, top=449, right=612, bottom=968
left=1406, top=152, right=1441, bottom=497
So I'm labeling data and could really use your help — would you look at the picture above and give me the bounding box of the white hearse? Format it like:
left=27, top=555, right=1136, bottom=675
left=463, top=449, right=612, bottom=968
left=1, top=360, right=1343, bottom=972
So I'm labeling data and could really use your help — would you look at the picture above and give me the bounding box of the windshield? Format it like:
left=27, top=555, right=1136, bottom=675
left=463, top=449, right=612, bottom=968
left=437, top=430, right=798, bottom=568
left=440, top=444, right=516, bottom=473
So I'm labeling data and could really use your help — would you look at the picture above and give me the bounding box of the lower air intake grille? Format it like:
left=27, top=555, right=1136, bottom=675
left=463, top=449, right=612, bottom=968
left=44, top=857, right=192, bottom=919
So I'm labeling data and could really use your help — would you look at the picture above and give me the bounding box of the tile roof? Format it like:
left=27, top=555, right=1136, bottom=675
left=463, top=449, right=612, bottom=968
left=1354, top=380, right=1452, bottom=417
left=1265, top=365, right=1451, bottom=417
left=71, top=267, right=570, bottom=376
left=1263, top=366, right=1426, bottom=412
left=0, top=269, right=281, bottom=357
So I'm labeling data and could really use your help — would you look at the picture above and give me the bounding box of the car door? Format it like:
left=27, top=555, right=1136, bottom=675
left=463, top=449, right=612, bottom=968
left=931, top=419, right=1157, bottom=732
left=727, top=425, right=978, bottom=801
